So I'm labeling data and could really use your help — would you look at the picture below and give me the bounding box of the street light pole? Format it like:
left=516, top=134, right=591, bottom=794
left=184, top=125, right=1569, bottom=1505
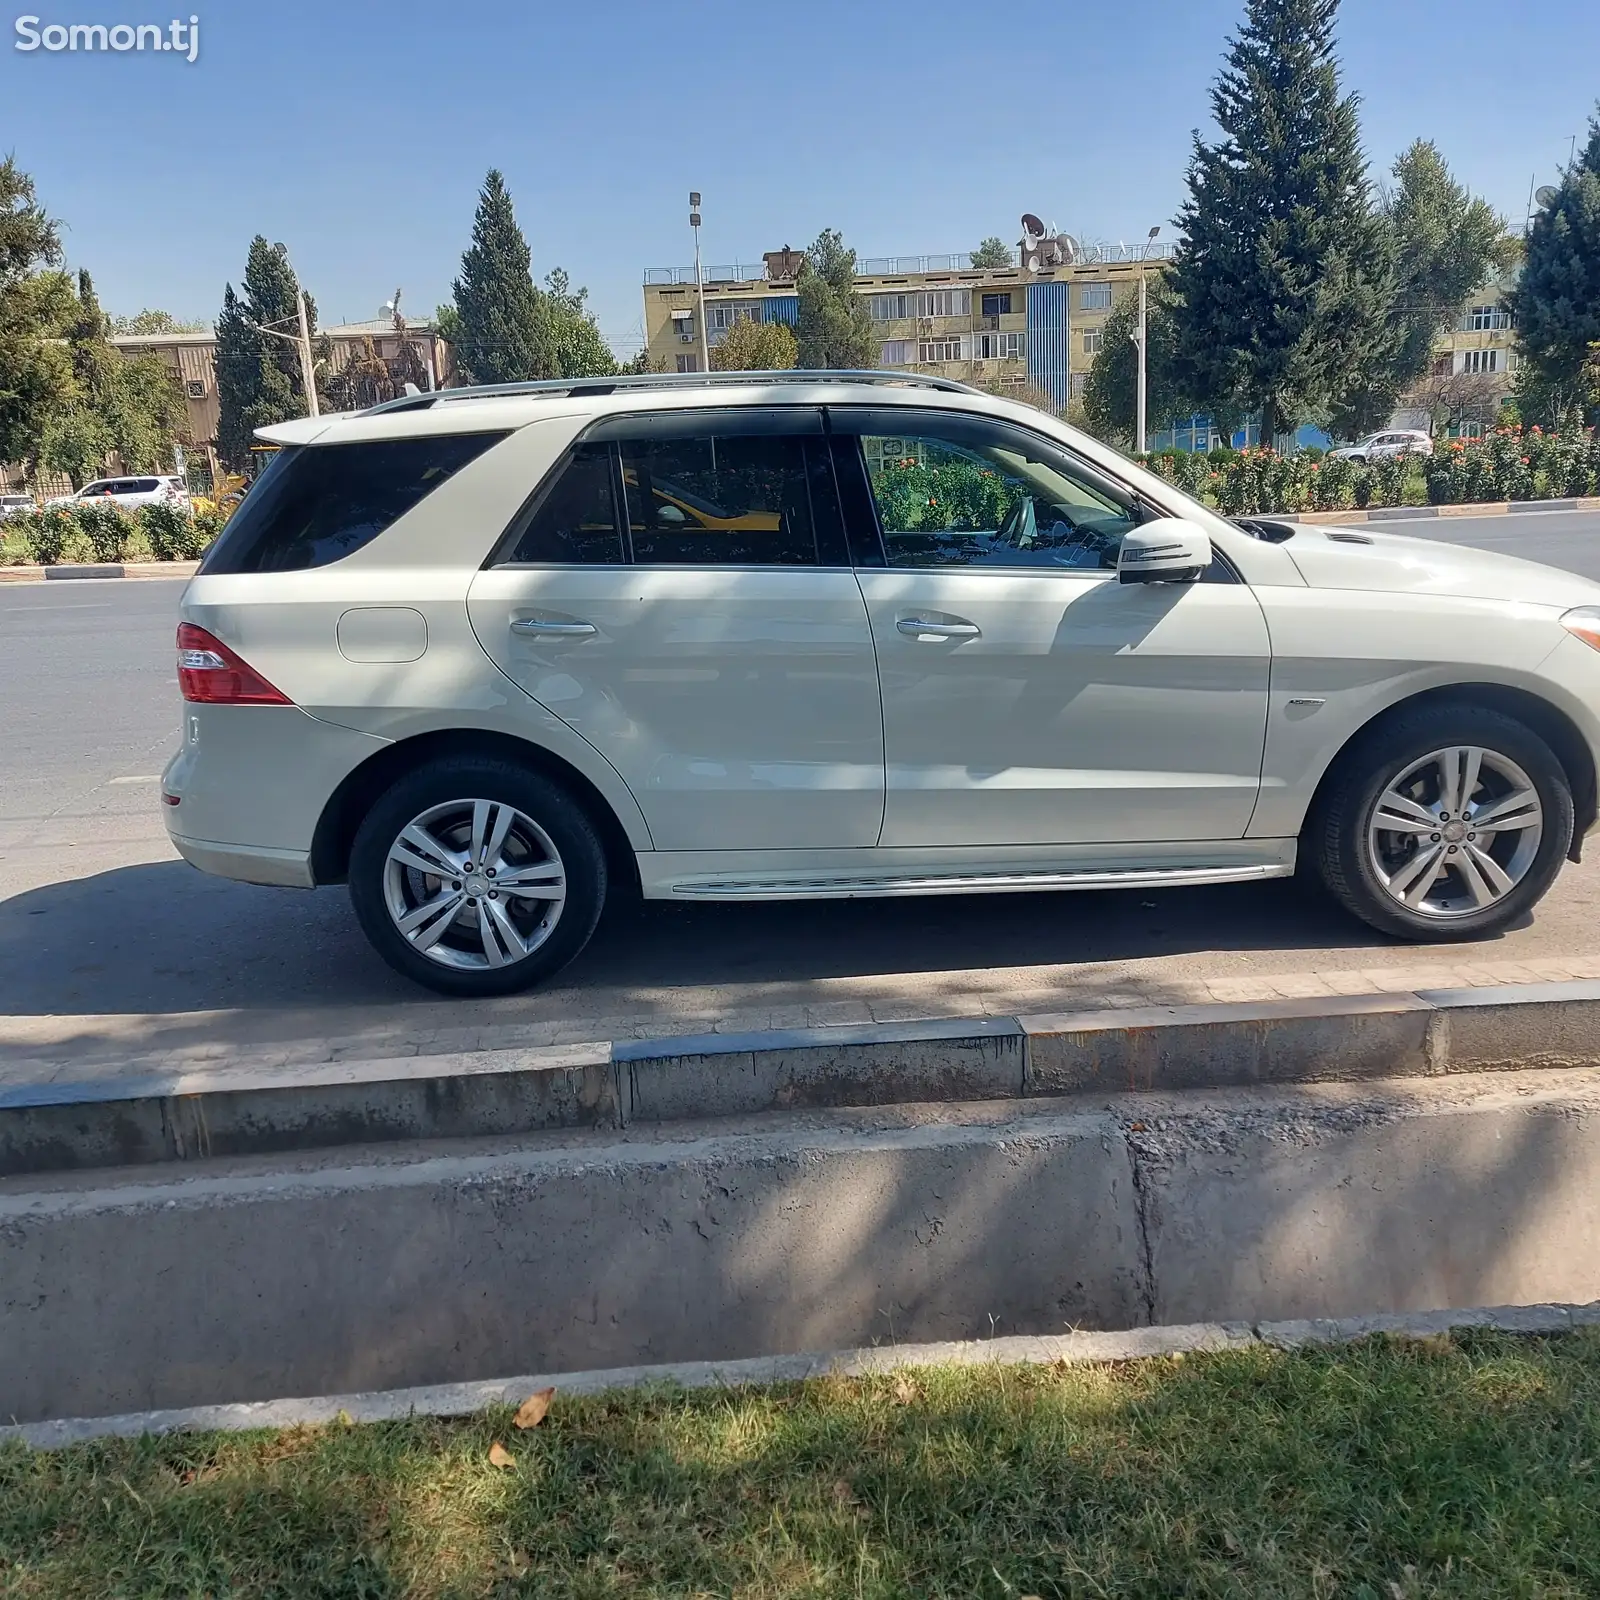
left=689, top=191, right=711, bottom=374
left=1134, top=225, right=1160, bottom=454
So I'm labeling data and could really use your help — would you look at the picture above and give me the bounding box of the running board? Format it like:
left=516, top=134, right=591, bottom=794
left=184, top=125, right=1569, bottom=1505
left=667, top=862, right=1293, bottom=901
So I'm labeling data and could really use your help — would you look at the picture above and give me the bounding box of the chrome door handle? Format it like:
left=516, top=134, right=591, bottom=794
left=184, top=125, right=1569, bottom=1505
left=510, top=617, right=597, bottom=638
left=897, top=617, right=981, bottom=638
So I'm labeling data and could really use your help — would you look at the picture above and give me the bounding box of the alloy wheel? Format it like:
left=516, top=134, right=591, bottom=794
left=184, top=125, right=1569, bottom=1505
left=1366, top=744, right=1543, bottom=918
left=381, top=798, right=567, bottom=970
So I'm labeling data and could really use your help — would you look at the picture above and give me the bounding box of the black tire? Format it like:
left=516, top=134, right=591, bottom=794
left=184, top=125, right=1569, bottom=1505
left=349, top=756, right=607, bottom=996
left=1310, top=702, right=1573, bottom=942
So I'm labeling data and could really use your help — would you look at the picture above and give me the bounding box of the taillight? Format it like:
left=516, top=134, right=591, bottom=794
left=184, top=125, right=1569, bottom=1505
left=176, top=623, right=291, bottom=705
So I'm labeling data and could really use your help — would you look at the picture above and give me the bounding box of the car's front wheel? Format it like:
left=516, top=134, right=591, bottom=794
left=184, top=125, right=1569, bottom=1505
left=349, top=757, right=607, bottom=996
left=1312, top=704, right=1574, bottom=941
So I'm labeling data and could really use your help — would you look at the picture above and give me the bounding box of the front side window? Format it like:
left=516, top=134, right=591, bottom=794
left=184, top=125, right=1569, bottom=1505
left=201, top=431, right=504, bottom=574
left=841, top=412, right=1139, bottom=571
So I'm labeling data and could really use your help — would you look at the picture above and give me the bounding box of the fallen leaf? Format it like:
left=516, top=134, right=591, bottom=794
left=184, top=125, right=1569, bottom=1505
left=892, top=1375, right=918, bottom=1405
left=1223, top=1529, right=1242, bottom=1554
left=831, top=1478, right=855, bottom=1506
left=488, top=1441, right=515, bottom=1469
left=1130, top=1120, right=1148, bottom=1132
left=514, top=1387, right=555, bottom=1430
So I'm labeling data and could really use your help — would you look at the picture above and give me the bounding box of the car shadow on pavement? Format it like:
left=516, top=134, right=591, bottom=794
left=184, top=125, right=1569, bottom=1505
left=0, top=854, right=1489, bottom=1024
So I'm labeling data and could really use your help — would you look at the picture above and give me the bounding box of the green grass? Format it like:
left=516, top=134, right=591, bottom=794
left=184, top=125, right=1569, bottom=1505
left=5, top=1329, right=1600, bottom=1598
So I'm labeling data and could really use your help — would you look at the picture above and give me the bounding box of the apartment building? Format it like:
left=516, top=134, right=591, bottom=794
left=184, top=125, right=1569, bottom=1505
left=641, top=245, right=1173, bottom=405
left=643, top=249, right=1525, bottom=445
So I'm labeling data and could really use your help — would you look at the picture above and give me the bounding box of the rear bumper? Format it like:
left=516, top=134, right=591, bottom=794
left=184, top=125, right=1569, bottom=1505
left=168, top=834, right=315, bottom=889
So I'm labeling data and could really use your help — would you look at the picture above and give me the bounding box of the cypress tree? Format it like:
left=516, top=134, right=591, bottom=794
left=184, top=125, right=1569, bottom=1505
left=215, top=237, right=315, bottom=470
left=1510, top=111, right=1600, bottom=426
left=1167, top=0, right=1392, bottom=444
left=450, top=170, right=553, bottom=383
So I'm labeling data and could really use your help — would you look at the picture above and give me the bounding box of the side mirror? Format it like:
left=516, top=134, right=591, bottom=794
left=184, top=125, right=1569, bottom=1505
left=1118, top=518, right=1213, bottom=584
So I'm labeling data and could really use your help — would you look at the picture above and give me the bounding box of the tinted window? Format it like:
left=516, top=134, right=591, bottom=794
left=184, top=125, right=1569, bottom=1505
left=126, top=478, right=160, bottom=493
left=619, top=433, right=825, bottom=565
left=842, top=413, right=1138, bottom=571
left=502, top=442, right=624, bottom=565
left=202, top=432, right=503, bottom=574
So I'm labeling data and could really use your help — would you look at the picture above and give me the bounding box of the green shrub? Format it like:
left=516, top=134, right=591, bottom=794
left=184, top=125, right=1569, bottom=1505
left=1311, top=454, right=1354, bottom=510
left=71, top=502, right=130, bottom=563
left=138, top=502, right=196, bottom=560
left=1371, top=455, right=1407, bottom=508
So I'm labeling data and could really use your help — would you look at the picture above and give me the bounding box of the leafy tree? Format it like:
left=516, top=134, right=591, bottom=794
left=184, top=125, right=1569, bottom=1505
left=1510, top=110, right=1600, bottom=426
left=971, top=236, right=1013, bottom=269
left=111, top=309, right=207, bottom=335
left=0, top=157, right=74, bottom=475
left=1335, top=141, right=1512, bottom=435
left=1166, top=0, right=1392, bottom=444
left=215, top=237, right=316, bottom=469
left=795, top=229, right=877, bottom=369
left=40, top=271, right=185, bottom=485
left=710, top=315, right=798, bottom=371
left=450, top=170, right=553, bottom=384
left=538, top=268, right=618, bottom=378
left=1081, top=281, right=1201, bottom=443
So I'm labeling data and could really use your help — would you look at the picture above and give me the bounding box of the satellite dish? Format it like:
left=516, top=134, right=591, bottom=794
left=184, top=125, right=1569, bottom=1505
left=1535, top=185, right=1559, bottom=208
left=1021, top=213, right=1046, bottom=239
left=1054, top=232, right=1080, bottom=266
left=1024, top=249, right=1044, bottom=273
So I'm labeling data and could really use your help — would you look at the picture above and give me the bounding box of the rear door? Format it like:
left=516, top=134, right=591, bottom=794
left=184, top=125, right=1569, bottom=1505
left=832, top=406, right=1271, bottom=848
left=467, top=407, right=885, bottom=852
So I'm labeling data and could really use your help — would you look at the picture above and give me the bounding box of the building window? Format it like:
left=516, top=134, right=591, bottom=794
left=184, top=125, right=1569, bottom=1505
left=1080, top=282, right=1112, bottom=310
left=1431, top=354, right=1453, bottom=376
left=706, top=302, right=756, bottom=331
left=920, top=289, right=970, bottom=318
left=975, top=331, right=1022, bottom=360
left=675, top=353, right=700, bottom=373
left=918, top=337, right=965, bottom=363
left=1082, top=329, right=1103, bottom=356
left=1466, top=305, right=1511, bottom=332
left=880, top=340, right=912, bottom=366
left=1461, top=348, right=1501, bottom=374
left=871, top=292, right=915, bottom=322
left=1068, top=373, right=1089, bottom=399
left=980, top=292, right=1012, bottom=317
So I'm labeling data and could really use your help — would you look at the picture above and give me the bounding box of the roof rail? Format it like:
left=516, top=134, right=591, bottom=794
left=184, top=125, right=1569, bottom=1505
left=362, top=368, right=985, bottom=416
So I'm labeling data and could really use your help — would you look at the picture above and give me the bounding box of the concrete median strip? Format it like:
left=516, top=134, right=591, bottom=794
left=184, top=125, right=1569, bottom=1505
left=6, top=982, right=1600, bottom=1427
left=6, top=978, right=1599, bottom=1176
left=11, top=1300, right=1595, bottom=1450
left=0, top=559, right=199, bottom=583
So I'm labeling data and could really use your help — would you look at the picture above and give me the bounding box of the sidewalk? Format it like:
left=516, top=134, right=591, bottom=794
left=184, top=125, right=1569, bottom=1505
left=7, top=948, right=1600, bottom=1094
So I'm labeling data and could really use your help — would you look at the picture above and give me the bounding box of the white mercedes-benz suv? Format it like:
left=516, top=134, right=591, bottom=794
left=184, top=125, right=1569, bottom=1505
left=162, top=371, right=1600, bottom=996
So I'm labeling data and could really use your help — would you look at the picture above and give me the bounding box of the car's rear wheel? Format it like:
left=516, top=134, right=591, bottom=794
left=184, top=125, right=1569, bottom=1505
left=1312, top=704, right=1573, bottom=941
left=349, top=757, right=606, bottom=996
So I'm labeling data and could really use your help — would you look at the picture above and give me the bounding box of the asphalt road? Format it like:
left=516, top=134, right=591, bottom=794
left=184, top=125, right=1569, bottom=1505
left=3, top=506, right=1599, bottom=1066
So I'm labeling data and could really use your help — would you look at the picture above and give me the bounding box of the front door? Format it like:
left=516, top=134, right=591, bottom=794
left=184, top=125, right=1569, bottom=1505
left=831, top=407, right=1272, bottom=848
left=468, top=406, right=884, bottom=853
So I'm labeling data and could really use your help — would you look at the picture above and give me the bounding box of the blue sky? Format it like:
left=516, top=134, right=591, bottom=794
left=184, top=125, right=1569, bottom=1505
left=3, top=0, right=1596, bottom=354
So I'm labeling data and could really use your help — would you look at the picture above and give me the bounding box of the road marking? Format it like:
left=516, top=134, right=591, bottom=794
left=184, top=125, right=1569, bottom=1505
left=109, top=775, right=163, bottom=785
left=3, top=602, right=113, bottom=611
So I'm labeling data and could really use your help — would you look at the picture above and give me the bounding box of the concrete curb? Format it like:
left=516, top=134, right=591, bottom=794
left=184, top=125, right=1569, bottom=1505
left=1297, top=496, right=1600, bottom=525
left=8, top=1300, right=1595, bottom=1449
left=0, top=559, right=199, bottom=583
left=8, top=978, right=1600, bottom=1176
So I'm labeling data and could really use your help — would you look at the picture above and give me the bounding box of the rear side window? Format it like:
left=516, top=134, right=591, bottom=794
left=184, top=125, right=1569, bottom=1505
left=126, top=478, right=160, bottom=493
left=201, top=432, right=504, bottom=574
left=502, top=442, right=625, bottom=565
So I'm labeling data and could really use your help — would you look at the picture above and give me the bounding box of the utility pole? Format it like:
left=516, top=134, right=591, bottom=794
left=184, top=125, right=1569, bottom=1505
left=690, top=191, right=711, bottom=374
left=295, top=289, right=319, bottom=418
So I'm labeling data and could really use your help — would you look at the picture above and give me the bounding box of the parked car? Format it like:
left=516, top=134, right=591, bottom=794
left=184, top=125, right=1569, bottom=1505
left=0, top=493, right=34, bottom=521
left=46, top=475, right=190, bottom=512
left=163, top=371, right=1600, bottom=995
left=1328, top=429, right=1434, bottom=464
